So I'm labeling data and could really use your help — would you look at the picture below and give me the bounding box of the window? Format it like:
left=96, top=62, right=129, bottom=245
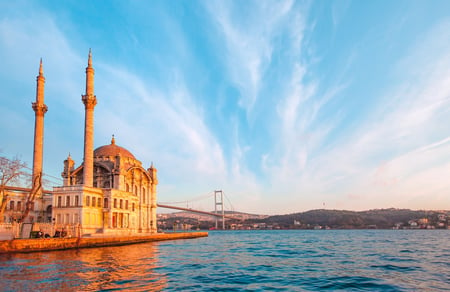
left=92, top=197, right=96, bottom=207
left=17, top=201, right=22, bottom=211
left=98, top=198, right=102, bottom=208
left=132, top=203, right=135, bottom=212
left=125, top=200, right=129, bottom=210
left=114, top=199, right=117, bottom=208
left=57, top=196, right=62, bottom=208
left=86, top=196, right=90, bottom=207
left=9, top=201, right=14, bottom=211
left=135, top=186, right=138, bottom=195
left=104, top=198, right=109, bottom=208
left=66, top=196, right=70, bottom=207
left=126, top=184, right=130, bottom=192
left=75, top=196, right=79, bottom=206
left=120, top=199, right=123, bottom=209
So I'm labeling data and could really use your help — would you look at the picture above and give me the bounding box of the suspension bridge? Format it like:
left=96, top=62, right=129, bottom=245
left=157, top=190, right=240, bottom=229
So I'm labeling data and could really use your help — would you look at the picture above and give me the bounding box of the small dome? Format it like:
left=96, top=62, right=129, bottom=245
left=94, top=135, right=136, bottom=159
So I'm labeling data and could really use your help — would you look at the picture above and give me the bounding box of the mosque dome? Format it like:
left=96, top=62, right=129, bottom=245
left=94, top=135, right=136, bottom=159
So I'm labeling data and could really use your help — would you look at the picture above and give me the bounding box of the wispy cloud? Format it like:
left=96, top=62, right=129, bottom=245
left=244, top=16, right=450, bottom=213
left=206, top=0, right=294, bottom=116
left=93, top=63, right=228, bottom=200
left=1, top=1, right=450, bottom=214
left=0, top=7, right=86, bottom=178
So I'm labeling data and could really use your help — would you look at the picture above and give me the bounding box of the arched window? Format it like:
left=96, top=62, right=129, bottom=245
left=9, top=201, right=14, bottom=211
left=92, top=197, right=96, bottom=207
left=75, top=196, right=79, bottom=206
left=135, top=186, right=138, bottom=195
left=57, top=196, right=62, bottom=208
left=98, top=197, right=102, bottom=208
left=104, top=198, right=109, bottom=208
left=114, top=198, right=117, bottom=208
left=120, top=199, right=123, bottom=209
left=66, top=196, right=70, bottom=207
left=86, top=196, right=90, bottom=207
left=142, top=188, right=146, bottom=203
left=17, top=201, right=22, bottom=211
left=125, top=200, right=129, bottom=210
left=126, top=184, right=130, bottom=192
left=132, top=203, right=135, bottom=212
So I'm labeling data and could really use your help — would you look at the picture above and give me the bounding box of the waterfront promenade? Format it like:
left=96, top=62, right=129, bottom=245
left=0, top=232, right=208, bottom=254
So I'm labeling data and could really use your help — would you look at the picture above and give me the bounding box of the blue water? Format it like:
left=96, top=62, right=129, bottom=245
left=0, top=230, right=449, bottom=291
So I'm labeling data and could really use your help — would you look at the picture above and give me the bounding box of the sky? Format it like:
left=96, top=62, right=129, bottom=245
left=1, top=1, right=450, bottom=215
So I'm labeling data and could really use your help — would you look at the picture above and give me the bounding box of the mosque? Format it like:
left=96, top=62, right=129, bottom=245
left=3, top=51, right=158, bottom=235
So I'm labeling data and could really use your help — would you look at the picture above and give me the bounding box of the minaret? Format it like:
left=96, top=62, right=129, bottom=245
left=81, top=49, right=97, bottom=187
left=31, top=59, right=48, bottom=197
left=62, top=153, right=75, bottom=186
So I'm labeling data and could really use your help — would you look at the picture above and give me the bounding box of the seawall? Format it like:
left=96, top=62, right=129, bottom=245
left=0, top=232, right=208, bottom=254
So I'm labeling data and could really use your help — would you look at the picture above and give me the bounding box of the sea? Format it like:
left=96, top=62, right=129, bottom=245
left=0, top=230, right=449, bottom=291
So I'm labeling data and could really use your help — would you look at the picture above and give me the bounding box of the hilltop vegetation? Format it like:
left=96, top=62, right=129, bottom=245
left=246, top=209, right=448, bottom=229
left=159, top=208, right=450, bottom=230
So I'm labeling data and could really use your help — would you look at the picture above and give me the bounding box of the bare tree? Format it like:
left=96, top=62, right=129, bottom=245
left=0, top=154, right=28, bottom=223
left=21, top=172, right=42, bottom=222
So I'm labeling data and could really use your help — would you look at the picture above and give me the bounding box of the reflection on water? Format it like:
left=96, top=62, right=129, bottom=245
left=1, top=230, right=449, bottom=291
left=0, top=242, right=166, bottom=291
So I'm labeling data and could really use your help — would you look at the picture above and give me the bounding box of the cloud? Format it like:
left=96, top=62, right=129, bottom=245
left=93, top=64, right=228, bottom=197
left=206, top=0, right=295, bottom=116
left=2, top=2, right=450, bottom=215
left=256, top=18, right=450, bottom=213
left=0, top=6, right=87, bottom=179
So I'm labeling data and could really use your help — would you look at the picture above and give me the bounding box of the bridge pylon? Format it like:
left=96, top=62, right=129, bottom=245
left=214, top=190, right=225, bottom=230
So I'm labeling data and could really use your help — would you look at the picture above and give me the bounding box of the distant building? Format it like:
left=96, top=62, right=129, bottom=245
left=437, top=214, right=447, bottom=222
left=408, top=220, right=418, bottom=228
left=2, top=189, right=52, bottom=223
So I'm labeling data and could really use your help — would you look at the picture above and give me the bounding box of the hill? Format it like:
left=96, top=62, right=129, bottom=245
left=249, top=208, right=449, bottom=229
left=158, top=208, right=449, bottom=230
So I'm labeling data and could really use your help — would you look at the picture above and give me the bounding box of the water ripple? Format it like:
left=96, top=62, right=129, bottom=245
left=0, top=230, right=449, bottom=291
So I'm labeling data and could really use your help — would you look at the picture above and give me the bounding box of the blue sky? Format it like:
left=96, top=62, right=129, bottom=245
left=1, top=1, right=450, bottom=214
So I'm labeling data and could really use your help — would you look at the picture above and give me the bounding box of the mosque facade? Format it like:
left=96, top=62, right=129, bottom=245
left=3, top=51, right=158, bottom=235
left=53, top=135, right=158, bottom=234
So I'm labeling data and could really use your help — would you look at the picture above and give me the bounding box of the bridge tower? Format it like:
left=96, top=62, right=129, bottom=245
left=214, top=190, right=225, bottom=230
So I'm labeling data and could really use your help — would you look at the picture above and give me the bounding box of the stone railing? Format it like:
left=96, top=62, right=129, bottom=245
left=0, top=222, right=81, bottom=239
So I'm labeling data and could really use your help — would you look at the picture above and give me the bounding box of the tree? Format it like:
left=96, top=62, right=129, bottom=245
left=21, top=172, right=42, bottom=222
left=0, top=154, right=28, bottom=223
